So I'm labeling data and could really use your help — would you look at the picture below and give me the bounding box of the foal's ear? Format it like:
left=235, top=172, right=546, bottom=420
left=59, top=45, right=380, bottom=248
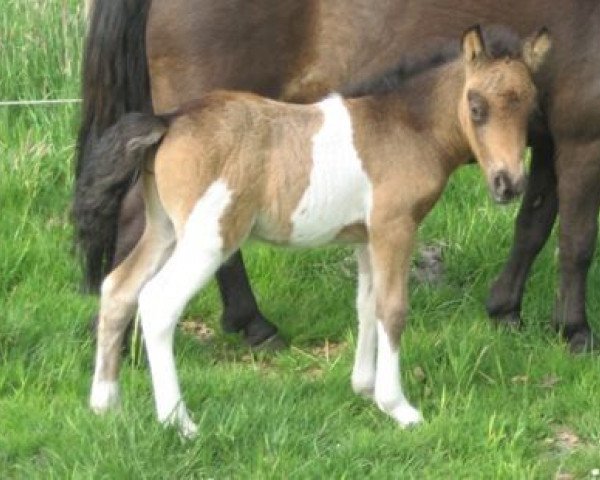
left=523, top=27, right=552, bottom=73
left=462, top=25, right=487, bottom=64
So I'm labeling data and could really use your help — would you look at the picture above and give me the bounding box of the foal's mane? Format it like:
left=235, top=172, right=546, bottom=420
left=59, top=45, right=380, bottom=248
left=344, top=25, right=524, bottom=98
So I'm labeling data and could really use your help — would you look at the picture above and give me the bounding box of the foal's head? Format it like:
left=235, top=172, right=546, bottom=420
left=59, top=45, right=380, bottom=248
left=459, top=26, right=551, bottom=203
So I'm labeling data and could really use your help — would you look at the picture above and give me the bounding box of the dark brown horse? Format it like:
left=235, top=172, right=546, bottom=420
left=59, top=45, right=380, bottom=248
left=76, top=0, right=600, bottom=351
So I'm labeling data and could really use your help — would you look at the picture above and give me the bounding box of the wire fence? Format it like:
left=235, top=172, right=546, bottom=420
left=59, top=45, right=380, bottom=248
left=0, top=99, right=82, bottom=107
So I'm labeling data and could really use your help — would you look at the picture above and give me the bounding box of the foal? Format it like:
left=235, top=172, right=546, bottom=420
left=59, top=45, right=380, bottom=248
left=89, top=27, right=550, bottom=436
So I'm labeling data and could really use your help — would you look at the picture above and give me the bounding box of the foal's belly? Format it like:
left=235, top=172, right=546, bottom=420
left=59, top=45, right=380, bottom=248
left=287, top=178, right=370, bottom=247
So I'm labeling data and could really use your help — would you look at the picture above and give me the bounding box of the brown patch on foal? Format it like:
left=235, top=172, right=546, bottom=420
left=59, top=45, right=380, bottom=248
left=154, top=91, right=325, bottom=250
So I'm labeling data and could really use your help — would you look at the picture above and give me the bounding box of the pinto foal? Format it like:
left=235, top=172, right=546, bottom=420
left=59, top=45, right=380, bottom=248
left=89, top=27, right=550, bottom=436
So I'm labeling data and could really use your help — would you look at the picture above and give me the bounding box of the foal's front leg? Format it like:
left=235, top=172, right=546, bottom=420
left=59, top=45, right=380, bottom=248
left=369, top=218, right=423, bottom=427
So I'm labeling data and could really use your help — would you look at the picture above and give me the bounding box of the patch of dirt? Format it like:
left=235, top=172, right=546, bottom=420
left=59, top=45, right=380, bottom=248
left=539, top=374, right=561, bottom=389
left=554, top=473, right=575, bottom=480
left=511, top=375, right=529, bottom=384
left=304, top=339, right=348, bottom=361
left=412, top=242, right=446, bottom=284
left=180, top=318, right=215, bottom=342
left=546, top=426, right=582, bottom=453
left=412, top=365, right=427, bottom=383
left=292, top=340, right=349, bottom=379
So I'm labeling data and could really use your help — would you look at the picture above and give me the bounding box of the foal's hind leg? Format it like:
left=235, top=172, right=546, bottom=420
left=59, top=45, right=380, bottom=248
left=487, top=135, right=557, bottom=327
left=369, top=217, right=422, bottom=427
left=351, top=246, right=377, bottom=398
left=90, top=177, right=175, bottom=413
left=139, top=182, right=253, bottom=437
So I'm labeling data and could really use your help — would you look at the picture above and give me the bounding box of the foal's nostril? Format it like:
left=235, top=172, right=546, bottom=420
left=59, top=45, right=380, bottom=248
left=492, top=170, right=515, bottom=203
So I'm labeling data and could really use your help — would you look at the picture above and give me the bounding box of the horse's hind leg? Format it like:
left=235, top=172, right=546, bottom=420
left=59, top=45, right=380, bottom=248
left=216, top=251, right=281, bottom=347
left=90, top=175, right=175, bottom=413
left=351, top=246, right=377, bottom=398
left=554, top=140, right=600, bottom=352
left=487, top=134, right=557, bottom=327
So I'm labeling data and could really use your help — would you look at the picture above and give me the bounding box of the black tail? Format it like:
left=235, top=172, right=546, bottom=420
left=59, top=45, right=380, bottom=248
left=74, top=113, right=168, bottom=292
left=74, top=0, right=152, bottom=289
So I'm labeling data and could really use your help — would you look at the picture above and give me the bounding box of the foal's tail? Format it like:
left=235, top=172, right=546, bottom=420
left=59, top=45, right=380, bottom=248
left=73, top=113, right=168, bottom=292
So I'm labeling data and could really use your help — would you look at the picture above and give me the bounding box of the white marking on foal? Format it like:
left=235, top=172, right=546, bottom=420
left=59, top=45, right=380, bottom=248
left=290, top=94, right=372, bottom=246
left=351, top=247, right=377, bottom=397
left=90, top=276, right=122, bottom=412
left=374, top=322, right=423, bottom=427
left=90, top=353, right=120, bottom=413
left=139, top=179, right=232, bottom=437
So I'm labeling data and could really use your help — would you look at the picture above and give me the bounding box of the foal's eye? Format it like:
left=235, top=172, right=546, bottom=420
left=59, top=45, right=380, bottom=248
left=467, top=90, right=488, bottom=125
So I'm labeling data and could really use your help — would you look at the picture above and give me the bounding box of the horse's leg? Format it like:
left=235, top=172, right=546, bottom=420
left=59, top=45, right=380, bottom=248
left=216, top=252, right=281, bottom=346
left=553, top=140, right=600, bottom=352
left=369, top=217, right=422, bottom=427
left=90, top=178, right=175, bottom=413
left=486, top=135, right=557, bottom=327
left=351, top=245, right=377, bottom=398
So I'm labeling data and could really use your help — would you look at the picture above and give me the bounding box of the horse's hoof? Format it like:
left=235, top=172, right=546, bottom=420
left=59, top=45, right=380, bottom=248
left=567, top=329, right=597, bottom=354
left=247, top=331, right=288, bottom=351
left=239, top=314, right=287, bottom=350
left=490, top=311, right=523, bottom=330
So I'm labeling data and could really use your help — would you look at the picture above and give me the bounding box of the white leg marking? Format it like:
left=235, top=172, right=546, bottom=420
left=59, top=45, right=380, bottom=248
left=90, top=353, right=120, bottom=413
left=139, top=180, right=232, bottom=437
left=351, top=247, right=377, bottom=398
left=90, top=276, right=125, bottom=413
left=374, top=322, right=423, bottom=427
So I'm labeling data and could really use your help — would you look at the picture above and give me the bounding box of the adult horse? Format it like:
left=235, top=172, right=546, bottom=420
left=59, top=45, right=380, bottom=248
left=76, top=0, right=600, bottom=351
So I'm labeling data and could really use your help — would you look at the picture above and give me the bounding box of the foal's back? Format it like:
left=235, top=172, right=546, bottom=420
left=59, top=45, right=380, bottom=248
left=155, top=92, right=374, bottom=246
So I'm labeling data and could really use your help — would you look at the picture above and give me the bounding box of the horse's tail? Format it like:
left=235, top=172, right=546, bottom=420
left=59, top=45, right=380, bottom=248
left=74, top=113, right=168, bottom=292
left=74, top=0, right=152, bottom=290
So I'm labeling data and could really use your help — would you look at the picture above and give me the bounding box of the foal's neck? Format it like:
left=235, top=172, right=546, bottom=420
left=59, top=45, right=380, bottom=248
left=368, top=60, right=471, bottom=172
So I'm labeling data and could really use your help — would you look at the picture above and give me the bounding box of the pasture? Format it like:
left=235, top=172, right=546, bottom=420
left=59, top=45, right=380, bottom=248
left=1, top=1, right=599, bottom=477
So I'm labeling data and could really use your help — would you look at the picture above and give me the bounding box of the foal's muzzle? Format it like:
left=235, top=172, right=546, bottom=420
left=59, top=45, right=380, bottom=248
left=491, top=170, right=526, bottom=204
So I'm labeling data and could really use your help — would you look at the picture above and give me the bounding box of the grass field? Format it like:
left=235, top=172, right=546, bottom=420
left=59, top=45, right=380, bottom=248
left=1, top=1, right=600, bottom=478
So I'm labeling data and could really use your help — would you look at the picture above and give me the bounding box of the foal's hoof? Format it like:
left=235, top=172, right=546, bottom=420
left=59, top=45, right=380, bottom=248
left=351, top=380, right=375, bottom=399
left=89, top=381, right=120, bottom=414
left=178, top=418, right=199, bottom=440
left=567, top=328, right=598, bottom=354
left=162, top=404, right=199, bottom=440
left=390, top=404, right=424, bottom=428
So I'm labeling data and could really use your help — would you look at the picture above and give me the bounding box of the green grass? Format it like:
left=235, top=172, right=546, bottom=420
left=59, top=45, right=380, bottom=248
left=1, top=1, right=600, bottom=478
